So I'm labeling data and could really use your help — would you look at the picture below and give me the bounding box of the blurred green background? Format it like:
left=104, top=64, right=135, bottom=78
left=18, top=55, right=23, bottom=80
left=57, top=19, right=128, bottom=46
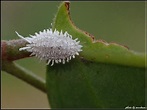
left=1, top=1, right=145, bottom=108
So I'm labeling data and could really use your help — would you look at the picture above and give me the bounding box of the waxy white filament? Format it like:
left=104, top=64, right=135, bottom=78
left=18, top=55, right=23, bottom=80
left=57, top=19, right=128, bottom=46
left=16, top=29, right=83, bottom=66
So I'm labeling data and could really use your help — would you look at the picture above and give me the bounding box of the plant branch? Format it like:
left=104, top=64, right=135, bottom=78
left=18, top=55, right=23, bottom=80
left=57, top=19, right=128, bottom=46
left=2, top=61, right=46, bottom=93
left=2, top=39, right=31, bottom=61
left=2, top=39, right=46, bottom=93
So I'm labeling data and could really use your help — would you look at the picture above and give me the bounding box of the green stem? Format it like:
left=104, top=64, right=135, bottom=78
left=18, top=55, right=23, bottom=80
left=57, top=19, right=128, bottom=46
left=2, top=61, right=46, bottom=93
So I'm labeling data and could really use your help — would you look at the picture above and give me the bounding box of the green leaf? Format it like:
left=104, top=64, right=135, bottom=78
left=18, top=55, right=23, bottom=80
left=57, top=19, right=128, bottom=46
left=46, top=2, right=145, bottom=108
left=47, top=59, right=145, bottom=108
left=51, top=2, right=145, bottom=68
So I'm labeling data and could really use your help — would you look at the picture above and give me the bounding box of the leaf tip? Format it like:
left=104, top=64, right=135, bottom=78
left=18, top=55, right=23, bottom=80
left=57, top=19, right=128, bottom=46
left=64, top=1, right=70, bottom=10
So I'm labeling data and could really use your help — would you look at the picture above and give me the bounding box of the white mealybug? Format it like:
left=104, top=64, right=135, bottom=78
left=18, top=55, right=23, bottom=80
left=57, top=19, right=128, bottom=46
left=16, top=29, right=83, bottom=66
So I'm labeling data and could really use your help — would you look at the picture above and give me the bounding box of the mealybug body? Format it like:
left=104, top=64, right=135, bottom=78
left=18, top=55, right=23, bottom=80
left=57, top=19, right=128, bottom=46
left=16, top=29, right=83, bottom=66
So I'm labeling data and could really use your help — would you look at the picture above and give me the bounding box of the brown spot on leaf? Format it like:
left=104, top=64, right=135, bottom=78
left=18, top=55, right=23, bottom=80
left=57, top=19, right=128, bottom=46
left=84, top=31, right=95, bottom=41
left=65, top=1, right=70, bottom=11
